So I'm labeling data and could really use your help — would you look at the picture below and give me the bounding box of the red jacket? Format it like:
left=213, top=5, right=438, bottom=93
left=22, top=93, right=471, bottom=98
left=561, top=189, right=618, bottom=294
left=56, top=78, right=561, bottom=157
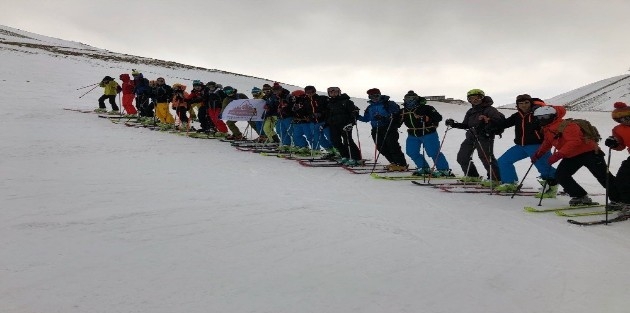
left=119, top=74, right=135, bottom=95
left=611, top=124, right=630, bottom=153
left=538, top=106, right=600, bottom=158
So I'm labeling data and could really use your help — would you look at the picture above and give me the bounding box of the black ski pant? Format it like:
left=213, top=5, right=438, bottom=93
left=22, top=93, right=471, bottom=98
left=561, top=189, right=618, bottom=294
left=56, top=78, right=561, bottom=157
left=136, top=95, right=153, bottom=117
left=98, top=95, right=119, bottom=111
left=615, top=155, right=630, bottom=204
left=371, top=127, right=406, bottom=166
left=330, top=126, right=361, bottom=160
left=556, top=150, right=618, bottom=201
left=456, top=135, right=500, bottom=180
left=176, top=107, right=189, bottom=124
left=198, top=105, right=215, bottom=131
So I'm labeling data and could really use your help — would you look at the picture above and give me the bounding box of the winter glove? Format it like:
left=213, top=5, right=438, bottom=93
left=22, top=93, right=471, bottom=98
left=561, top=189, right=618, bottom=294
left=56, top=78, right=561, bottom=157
left=445, top=118, right=455, bottom=127
left=605, top=136, right=619, bottom=148
left=531, top=149, right=546, bottom=163
left=547, top=152, right=564, bottom=165
left=342, top=124, right=353, bottom=132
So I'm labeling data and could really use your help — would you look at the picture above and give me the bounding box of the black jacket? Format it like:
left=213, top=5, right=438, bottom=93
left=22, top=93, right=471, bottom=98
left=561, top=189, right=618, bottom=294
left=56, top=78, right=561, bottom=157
left=401, top=104, right=442, bottom=137
left=326, top=93, right=359, bottom=127
left=498, top=106, right=544, bottom=145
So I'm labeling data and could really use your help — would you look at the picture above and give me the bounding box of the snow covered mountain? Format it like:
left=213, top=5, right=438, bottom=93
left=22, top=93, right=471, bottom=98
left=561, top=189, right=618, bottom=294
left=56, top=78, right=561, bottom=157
left=546, top=74, right=630, bottom=111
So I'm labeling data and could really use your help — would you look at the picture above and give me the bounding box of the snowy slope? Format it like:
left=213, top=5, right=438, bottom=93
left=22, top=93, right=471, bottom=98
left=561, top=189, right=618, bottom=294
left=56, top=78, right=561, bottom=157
left=546, top=74, right=630, bottom=111
left=2, top=26, right=630, bottom=313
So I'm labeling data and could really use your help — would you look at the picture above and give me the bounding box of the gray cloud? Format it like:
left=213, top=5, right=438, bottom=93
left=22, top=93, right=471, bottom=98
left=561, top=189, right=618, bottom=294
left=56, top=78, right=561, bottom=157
left=2, top=0, right=629, bottom=105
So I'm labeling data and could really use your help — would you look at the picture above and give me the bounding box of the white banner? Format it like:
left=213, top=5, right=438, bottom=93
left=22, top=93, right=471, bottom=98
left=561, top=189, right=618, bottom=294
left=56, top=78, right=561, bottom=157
left=222, top=99, right=266, bottom=121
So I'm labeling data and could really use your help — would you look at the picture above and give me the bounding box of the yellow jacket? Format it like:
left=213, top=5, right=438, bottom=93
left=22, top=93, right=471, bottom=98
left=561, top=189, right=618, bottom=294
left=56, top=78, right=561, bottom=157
left=100, top=80, right=119, bottom=96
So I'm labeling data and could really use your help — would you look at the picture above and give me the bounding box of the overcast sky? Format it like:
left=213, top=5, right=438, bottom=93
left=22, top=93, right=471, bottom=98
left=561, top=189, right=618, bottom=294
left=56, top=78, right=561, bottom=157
left=2, top=0, right=630, bottom=105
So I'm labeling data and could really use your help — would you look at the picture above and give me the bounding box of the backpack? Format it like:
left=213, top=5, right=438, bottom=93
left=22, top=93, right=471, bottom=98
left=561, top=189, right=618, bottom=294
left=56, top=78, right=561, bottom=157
left=556, top=118, right=601, bottom=143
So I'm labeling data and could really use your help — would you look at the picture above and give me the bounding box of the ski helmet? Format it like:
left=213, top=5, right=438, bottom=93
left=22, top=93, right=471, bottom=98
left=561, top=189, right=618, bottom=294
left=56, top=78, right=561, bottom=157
left=533, top=105, right=557, bottom=126
left=466, top=89, right=485, bottom=97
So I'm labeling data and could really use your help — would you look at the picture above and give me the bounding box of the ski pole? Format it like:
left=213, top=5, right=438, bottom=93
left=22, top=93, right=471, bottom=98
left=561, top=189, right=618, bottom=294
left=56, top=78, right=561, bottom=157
left=78, top=84, right=99, bottom=99
left=605, top=146, right=612, bottom=223
left=76, top=83, right=98, bottom=90
left=371, top=116, right=394, bottom=174
left=427, top=126, right=451, bottom=184
left=511, top=162, right=534, bottom=199
left=354, top=117, right=362, bottom=159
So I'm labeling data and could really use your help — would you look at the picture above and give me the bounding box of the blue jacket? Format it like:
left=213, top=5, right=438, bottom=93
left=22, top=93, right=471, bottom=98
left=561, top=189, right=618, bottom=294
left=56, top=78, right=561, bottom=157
left=357, top=95, right=402, bottom=128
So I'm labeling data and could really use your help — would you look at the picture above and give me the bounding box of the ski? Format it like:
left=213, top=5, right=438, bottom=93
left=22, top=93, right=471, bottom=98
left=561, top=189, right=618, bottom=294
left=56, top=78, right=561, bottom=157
left=63, top=108, right=95, bottom=113
left=555, top=210, right=609, bottom=217
left=439, top=187, right=539, bottom=196
left=524, top=203, right=603, bottom=213
left=567, top=215, right=630, bottom=226
left=297, top=160, right=342, bottom=167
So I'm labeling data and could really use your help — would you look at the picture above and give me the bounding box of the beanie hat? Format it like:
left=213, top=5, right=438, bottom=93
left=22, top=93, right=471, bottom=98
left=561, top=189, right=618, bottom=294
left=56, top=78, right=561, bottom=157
left=404, top=90, right=419, bottom=98
left=291, top=90, right=306, bottom=97
left=366, top=88, right=381, bottom=96
left=223, top=86, right=236, bottom=95
left=304, top=85, right=316, bottom=93
left=251, top=87, right=262, bottom=93
left=102, top=76, right=113, bottom=81
left=192, top=80, right=203, bottom=87
left=262, top=83, right=272, bottom=91
left=206, top=81, right=217, bottom=87
left=131, top=69, right=140, bottom=76
left=515, top=94, right=532, bottom=103
left=531, top=97, right=546, bottom=106
left=612, top=101, right=630, bottom=122
left=272, top=82, right=282, bottom=91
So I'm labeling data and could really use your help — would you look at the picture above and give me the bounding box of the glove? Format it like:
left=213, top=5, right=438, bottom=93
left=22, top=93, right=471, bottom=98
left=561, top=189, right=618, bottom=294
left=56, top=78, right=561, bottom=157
left=547, top=152, right=564, bottom=165
left=531, top=149, right=546, bottom=163
left=605, top=136, right=619, bottom=148
left=445, top=118, right=455, bottom=127
left=343, top=123, right=353, bottom=132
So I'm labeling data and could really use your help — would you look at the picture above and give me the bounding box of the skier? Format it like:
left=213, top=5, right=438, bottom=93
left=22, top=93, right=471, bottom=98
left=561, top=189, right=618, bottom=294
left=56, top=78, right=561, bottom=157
left=96, top=76, right=120, bottom=113
left=221, top=86, right=249, bottom=140
left=151, top=77, right=174, bottom=125
left=531, top=105, right=619, bottom=206
left=171, top=83, right=190, bottom=130
left=205, top=83, right=227, bottom=136
left=325, top=86, right=362, bottom=165
left=358, top=88, right=408, bottom=171
left=494, top=94, right=558, bottom=197
left=250, top=87, right=267, bottom=142
left=291, top=87, right=316, bottom=154
left=260, top=84, right=281, bottom=143
left=132, top=70, right=152, bottom=117
left=445, top=89, right=504, bottom=183
left=604, top=101, right=630, bottom=216
left=400, top=90, right=451, bottom=177
left=304, top=86, right=334, bottom=156
left=118, top=73, right=137, bottom=115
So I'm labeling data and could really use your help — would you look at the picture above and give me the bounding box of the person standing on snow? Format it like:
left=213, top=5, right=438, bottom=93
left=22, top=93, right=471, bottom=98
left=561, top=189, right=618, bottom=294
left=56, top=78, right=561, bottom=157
left=171, top=83, right=190, bottom=130
left=357, top=88, right=408, bottom=171
left=96, top=76, right=120, bottom=114
left=445, top=89, right=504, bottom=183
left=602, top=101, right=630, bottom=216
left=325, top=86, right=362, bottom=165
left=530, top=105, right=619, bottom=206
left=118, top=74, right=137, bottom=115
left=493, top=95, right=558, bottom=197
left=221, top=86, right=249, bottom=141
left=151, top=77, right=175, bottom=125
left=400, top=90, right=451, bottom=177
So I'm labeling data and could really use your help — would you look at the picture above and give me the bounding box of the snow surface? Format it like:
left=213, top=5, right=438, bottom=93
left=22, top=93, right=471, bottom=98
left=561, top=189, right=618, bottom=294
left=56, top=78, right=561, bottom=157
left=2, top=29, right=630, bottom=313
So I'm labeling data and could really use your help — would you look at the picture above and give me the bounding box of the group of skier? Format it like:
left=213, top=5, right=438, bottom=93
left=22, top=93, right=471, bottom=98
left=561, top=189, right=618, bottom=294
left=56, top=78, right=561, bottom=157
left=94, top=70, right=630, bottom=218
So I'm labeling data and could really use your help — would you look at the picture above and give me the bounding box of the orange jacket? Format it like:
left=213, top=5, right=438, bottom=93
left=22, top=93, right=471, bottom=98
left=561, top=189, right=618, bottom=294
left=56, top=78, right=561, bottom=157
left=538, top=106, right=600, bottom=158
left=611, top=124, right=630, bottom=153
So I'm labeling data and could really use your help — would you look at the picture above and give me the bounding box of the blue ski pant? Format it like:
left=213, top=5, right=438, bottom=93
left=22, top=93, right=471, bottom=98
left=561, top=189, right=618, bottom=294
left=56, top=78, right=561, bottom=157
left=497, top=144, right=556, bottom=183
left=275, top=117, right=293, bottom=146
left=311, top=122, right=332, bottom=150
left=405, top=132, right=449, bottom=170
left=292, top=123, right=311, bottom=148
